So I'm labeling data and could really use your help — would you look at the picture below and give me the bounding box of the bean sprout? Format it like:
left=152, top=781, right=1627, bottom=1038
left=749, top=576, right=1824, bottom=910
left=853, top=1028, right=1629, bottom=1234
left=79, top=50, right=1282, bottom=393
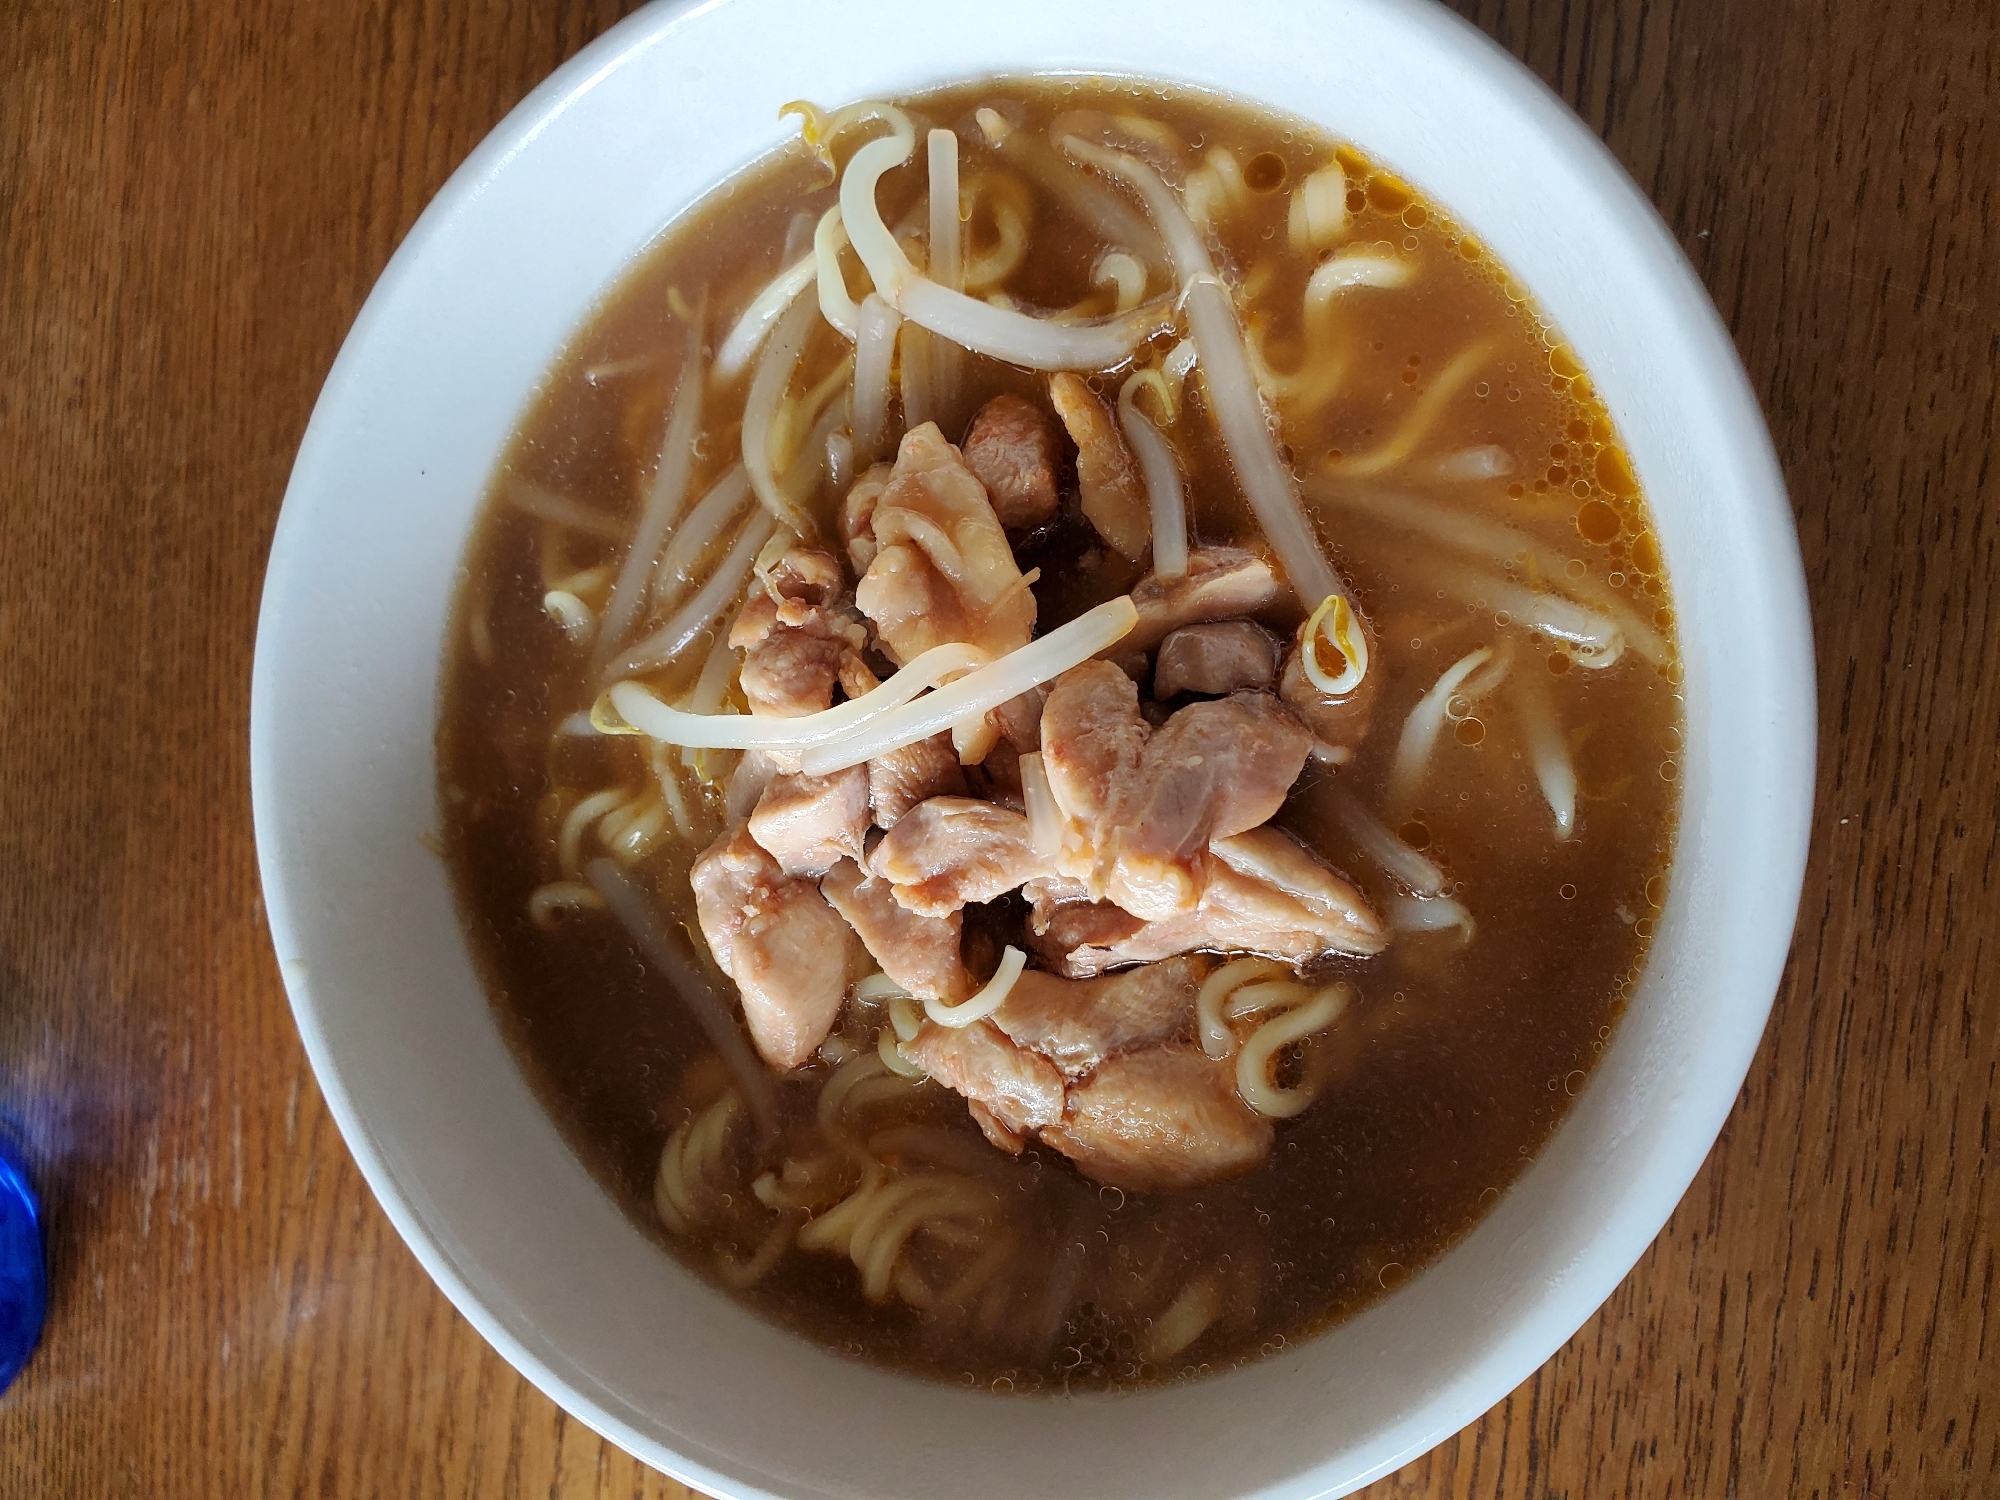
left=527, top=880, right=604, bottom=929
left=1140, top=1274, right=1223, bottom=1362
left=1318, top=785, right=1445, bottom=896
left=898, top=320, right=935, bottom=434
left=1424, top=558, right=1627, bottom=667
left=926, top=127, right=965, bottom=422
left=850, top=293, right=901, bottom=464
left=1389, top=894, right=1477, bottom=941
left=842, top=123, right=1174, bottom=370
left=741, top=294, right=821, bottom=536
left=923, top=946, right=1026, bottom=1028
left=878, top=1026, right=926, bottom=1078
left=1118, top=371, right=1188, bottom=578
left=651, top=464, right=752, bottom=611
left=853, top=971, right=911, bottom=1007
left=1299, top=592, right=1368, bottom=696
left=1307, top=481, right=1667, bottom=667
left=1515, top=661, right=1577, bottom=839
left=1305, top=249, right=1414, bottom=306
left=506, top=480, right=623, bottom=542
left=1287, top=163, right=1349, bottom=255
left=1093, top=250, right=1148, bottom=311
left=603, top=640, right=989, bottom=751
left=606, top=512, right=779, bottom=678
left=1019, top=751, right=1062, bottom=857
left=542, top=590, right=593, bottom=643
left=813, top=207, right=862, bottom=338
left=595, top=339, right=705, bottom=671
left=1063, top=137, right=1348, bottom=607
left=716, top=253, right=818, bottom=379
left=796, top=596, right=1137, bottom=775
left=1388, top=645, right=1509, bottom=808
left=584, top=858, right=781, bottom=1139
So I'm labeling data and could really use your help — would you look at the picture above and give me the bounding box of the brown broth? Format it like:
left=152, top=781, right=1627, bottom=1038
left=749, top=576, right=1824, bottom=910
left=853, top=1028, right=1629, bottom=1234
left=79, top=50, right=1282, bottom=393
left=438, top=77, right=1681, bottom=1392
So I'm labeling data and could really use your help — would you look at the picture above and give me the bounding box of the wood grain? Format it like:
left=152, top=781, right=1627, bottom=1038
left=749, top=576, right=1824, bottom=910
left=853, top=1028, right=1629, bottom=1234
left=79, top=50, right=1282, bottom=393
left=0, top=1, right=1992, bottom=1496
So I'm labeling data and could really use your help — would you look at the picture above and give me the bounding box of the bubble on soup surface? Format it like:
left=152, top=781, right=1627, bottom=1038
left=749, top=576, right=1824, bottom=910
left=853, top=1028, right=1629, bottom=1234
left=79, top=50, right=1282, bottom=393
left=1244, top=150, right=1287, bottom=192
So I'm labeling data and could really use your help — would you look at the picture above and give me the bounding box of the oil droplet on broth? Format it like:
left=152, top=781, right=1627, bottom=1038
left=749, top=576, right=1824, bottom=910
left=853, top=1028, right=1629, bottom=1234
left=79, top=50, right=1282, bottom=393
left=1398, top=820, right=1431, bottom=851
left=1595, top=444, right=1640, bottom=498
left=1454, top=717, right=1486, bottom=746
left=1576, top=499, right=1621, bottom=544
left=1366, top=172, right=1413, bottom=213
left=1629, top=530, right=1662, bottom=575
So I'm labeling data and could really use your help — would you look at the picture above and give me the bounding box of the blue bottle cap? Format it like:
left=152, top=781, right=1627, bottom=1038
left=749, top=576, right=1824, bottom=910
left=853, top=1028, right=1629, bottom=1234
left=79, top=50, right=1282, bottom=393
left=0, top=1131, right=45, bottom=1393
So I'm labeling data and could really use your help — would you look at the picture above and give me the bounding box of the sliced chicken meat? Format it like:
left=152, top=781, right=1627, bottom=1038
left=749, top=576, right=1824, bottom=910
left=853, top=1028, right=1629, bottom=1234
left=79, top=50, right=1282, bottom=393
left=1047, top=825, right=1387, bottom=977
left=904, top=956, right=1269, bottom=1191
left=839, top=462, right=892, bottom=576
left=1049, top=373, right=1149, bottom=561
left=851, top=422, right=1038, bottom=666
left=1108, top=694, right=1313, bottom=915
left=1034, top=660, right=1149, bottom=833
left=1041, top=1045, right=1273, bottom=1193
left=1154, top=620, right=1280, bottom=698
left=728, top=546, right=872, bottom=718
left=1022, top=874, right=1146, bottom=966
left=724, top=746, right=780, bottom=823
left=961, top=393, right=1062, bottom=532
left=902, top=1019, right=1067, bottom=1137
left=747, top=766, right=869, bottom=878
left=689, top=824, right=852, bottom=1070
left=1279, top=610, right=1381, bottom=760
left=1040, top=661, right=1312, bottom=920
left=820, top=857, right=972, bottom=1003
left=866, top=796, right=1050, bottom=917
left=1126, top=547, right=1281, bottom=652
left=966, top=1098, right=1027, bottom=1155
left=866, top=731, right=967, bottom=829
left=990, top=954, right=1206, bottom=1076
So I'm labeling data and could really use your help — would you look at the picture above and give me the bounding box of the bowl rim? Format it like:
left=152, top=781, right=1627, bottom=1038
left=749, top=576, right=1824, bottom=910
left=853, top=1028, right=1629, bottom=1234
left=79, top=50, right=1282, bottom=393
left=252, top=1, right=1816, bottom=1495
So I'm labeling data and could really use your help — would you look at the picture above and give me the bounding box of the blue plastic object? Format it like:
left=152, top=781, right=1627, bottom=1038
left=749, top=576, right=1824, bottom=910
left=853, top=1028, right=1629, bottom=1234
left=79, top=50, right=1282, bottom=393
left=0, top=1130, right=45, bottom=1393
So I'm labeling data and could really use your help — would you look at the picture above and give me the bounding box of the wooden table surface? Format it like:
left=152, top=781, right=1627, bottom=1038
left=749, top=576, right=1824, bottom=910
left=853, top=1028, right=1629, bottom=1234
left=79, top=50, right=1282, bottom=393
left=2, top=0, right=1993, bottom=1495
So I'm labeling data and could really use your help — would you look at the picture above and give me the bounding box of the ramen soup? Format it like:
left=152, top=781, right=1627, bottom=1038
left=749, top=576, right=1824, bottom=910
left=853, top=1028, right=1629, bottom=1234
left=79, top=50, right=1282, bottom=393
left=439, top=78, right=1682, bottom=1392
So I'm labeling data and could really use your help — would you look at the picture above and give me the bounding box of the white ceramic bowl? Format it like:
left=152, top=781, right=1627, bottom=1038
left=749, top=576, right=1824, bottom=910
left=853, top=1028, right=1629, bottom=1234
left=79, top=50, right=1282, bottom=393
left=251, top=1, right=1815, bottom=1494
